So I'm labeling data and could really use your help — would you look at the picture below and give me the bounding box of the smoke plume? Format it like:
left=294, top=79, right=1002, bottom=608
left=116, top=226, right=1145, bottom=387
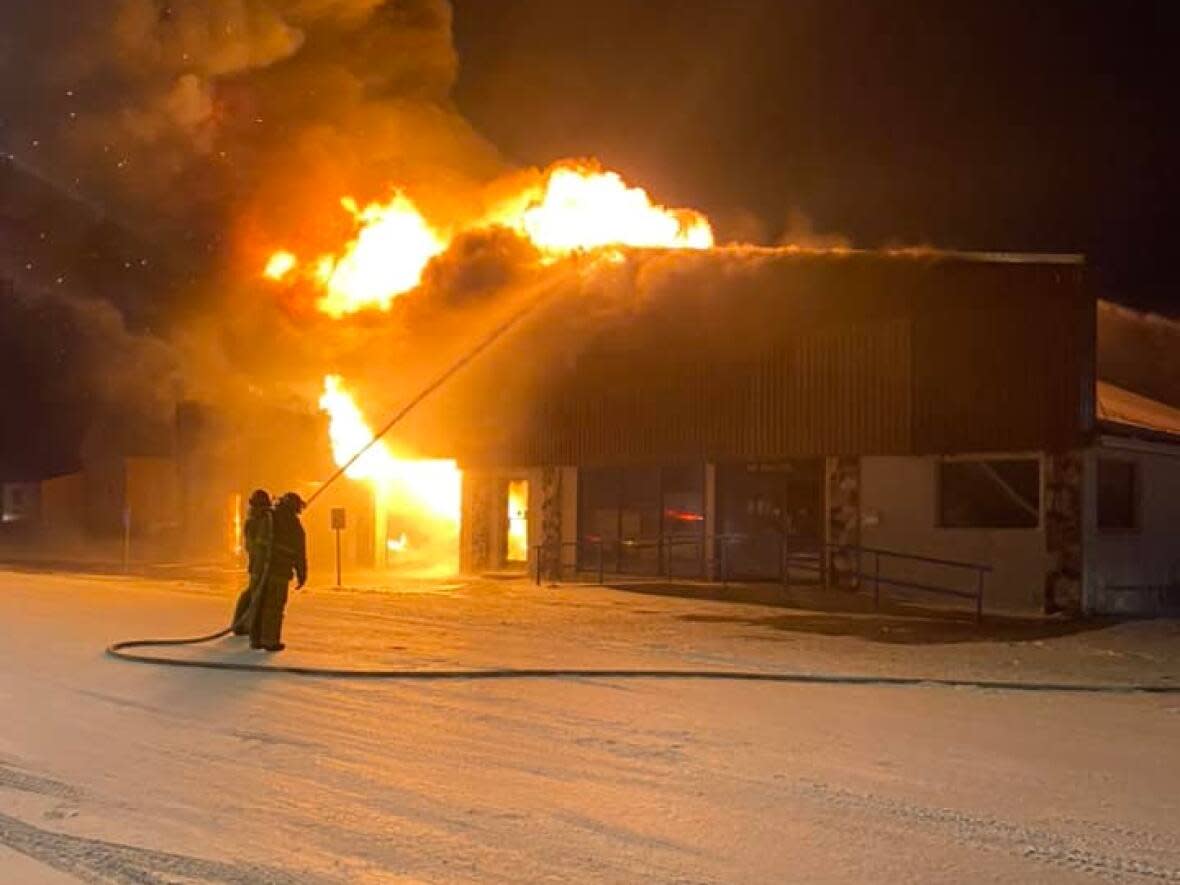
left=0, top=281, right=179, bottom=475
left=0, top=0, right=503, bottom=245
left=0, top=0, right=514, bottom=476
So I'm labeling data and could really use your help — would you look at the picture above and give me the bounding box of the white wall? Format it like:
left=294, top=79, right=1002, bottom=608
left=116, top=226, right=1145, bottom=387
left=1084, top=438, right=1180, bottom=614
left=859, top=456, right=1049, bottom=612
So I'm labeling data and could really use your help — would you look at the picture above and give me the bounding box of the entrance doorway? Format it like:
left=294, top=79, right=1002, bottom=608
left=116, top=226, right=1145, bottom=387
left=717, top=460, right=824, bottom=581
left=504, top=479, right=530, bottom=565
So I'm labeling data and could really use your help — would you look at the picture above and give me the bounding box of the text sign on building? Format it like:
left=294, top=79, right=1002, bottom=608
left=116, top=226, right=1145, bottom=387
left=330, top=507, right=347, bottom=530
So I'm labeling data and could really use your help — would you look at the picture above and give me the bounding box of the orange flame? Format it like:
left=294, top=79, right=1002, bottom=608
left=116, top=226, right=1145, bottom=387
left=314, top=195, right=448, bottom=318
left=231, top=493, right=243, bottom=557
left=488, top=163, right=714, bottom=254
left=319, top=375, right=461, bottom=572
left=262, top=161, right=714, bottom=316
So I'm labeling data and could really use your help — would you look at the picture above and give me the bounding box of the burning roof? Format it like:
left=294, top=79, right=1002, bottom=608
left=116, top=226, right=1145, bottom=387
left=257, top=159, right=716, bottom=317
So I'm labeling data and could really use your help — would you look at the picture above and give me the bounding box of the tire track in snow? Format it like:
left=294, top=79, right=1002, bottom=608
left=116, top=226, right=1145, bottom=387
left=0, top=809, right=329, bottom=884
left=0, top=763, right=81, bottom=801
left=793, top=780, right=1180, bottom=881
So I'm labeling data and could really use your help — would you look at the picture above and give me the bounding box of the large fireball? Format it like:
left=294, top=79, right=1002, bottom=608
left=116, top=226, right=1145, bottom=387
left=262, top=161, right=715, bottom=317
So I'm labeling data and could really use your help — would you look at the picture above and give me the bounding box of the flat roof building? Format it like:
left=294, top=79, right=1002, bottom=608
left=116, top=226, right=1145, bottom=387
left=439, top=249, right=1178, bottom=617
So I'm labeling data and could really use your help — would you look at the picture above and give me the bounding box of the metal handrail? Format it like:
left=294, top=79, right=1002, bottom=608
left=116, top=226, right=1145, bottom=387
left=533, top=536, right=709, bottom=586
left=776, top=540, right=988, bottom=622
left=534, top=531, right=990, bottom=622
left=836, top=543, right=993, bottom=573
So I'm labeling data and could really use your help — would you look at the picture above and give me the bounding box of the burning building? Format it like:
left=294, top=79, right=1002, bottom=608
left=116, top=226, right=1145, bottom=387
left=7, top=104, right=1179, bottom=619
left=224, top=149, right=1179, bottom=619
left=248, top=207, right=1180, bottom=618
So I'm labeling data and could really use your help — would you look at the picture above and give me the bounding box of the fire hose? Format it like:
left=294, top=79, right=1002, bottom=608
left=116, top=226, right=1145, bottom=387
left=104, top=286, right=1180, bottom=695
left=102, top=640, right=1180, bottom=693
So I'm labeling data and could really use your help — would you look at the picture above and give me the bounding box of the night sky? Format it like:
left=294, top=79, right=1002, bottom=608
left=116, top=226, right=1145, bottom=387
left=453, top=0, right=1178, bottom=311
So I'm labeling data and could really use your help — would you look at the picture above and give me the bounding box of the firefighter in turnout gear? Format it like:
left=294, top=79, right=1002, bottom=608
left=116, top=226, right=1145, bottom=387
left=231, top=490, right=274, bottom=635
left=250, top=491, right=307, bottom=651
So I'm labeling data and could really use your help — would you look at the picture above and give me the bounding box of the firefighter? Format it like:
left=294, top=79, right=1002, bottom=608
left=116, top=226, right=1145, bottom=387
left=230, top=489, right=273, bottom=635
left=249, top=491, right=307, bottom=651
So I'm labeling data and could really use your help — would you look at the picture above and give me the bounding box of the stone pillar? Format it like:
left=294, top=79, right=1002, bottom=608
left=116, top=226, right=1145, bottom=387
left=538, top=466, right=565, bottom=581
left=1044, top=450, right=1084, bottom=616
left=826, top=456, right=861, bottom=588
left=460, top=471, right=496, bottom=575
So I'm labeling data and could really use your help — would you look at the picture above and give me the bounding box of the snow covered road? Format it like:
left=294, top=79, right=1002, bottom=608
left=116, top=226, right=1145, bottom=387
left=1, top=570, right=1178, bottom=883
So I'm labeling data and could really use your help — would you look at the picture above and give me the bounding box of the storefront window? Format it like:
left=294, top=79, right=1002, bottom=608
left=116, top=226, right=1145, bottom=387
left=577, top=465, right=705, bottom=577
left=938, top=459, right=1040, bottom=529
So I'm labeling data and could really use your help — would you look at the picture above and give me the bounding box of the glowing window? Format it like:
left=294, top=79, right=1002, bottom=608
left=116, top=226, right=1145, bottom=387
left=506, top=480, right=529, bottom=563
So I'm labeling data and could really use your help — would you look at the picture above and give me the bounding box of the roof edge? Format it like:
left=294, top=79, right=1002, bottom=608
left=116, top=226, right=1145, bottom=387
left=699, top=245, right=1085, bottom=265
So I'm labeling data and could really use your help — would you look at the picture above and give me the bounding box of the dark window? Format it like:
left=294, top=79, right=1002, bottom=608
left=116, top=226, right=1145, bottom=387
left=938, top=459, right=1040, bottom=529
left=578, top=466, right=622, bottom=549
left=717, top=460, right=825, bottom=580
left=619, top=467, right=661, bottom=574
left=1097, top=459, right=1137, bottom=531
left=661, top=465, right=705, bottom=578
left=620, top=468, right=661, bottom=540
left=577, top=465, right=705, bottom=577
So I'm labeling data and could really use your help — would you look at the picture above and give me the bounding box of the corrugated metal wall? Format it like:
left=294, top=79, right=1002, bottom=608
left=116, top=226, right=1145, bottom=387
left=460, top=253, right=1091, bottom=467
left=777, top=320, right=912, bottom=456
left=910, top=261, right=1092, bottom=453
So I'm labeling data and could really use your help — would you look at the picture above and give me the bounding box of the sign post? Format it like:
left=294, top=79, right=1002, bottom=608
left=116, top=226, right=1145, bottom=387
left=330, top=508, right=347, bottom=588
